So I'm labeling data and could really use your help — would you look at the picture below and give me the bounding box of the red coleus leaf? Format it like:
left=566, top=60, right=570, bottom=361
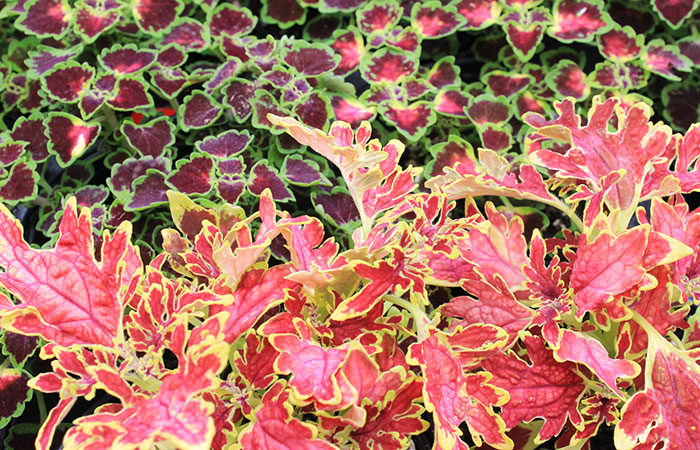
left=107, top=78, right=153, bottom=110
left=361, top=47, right=418, bottom=83
left=378, top=101, right=436, bottom=141
left=209, top=4, right=256, bottom=37
left=651, top=0, right=699, bottom=29
left=330, top=28, right=364, bottom=76
left=454, top=0, right=502, bottom=29
left=503, top=8, right=549, bottom=61
left=0, top=368, right=31, bottom=428
left=99, top=44, right=155, bottom=74
left=524, top=97, right=672, bottom=210
left=74, top=0, right=121, bottom=42
left=0, top=197, right=141, bottom=347
left=248, top=161, right=295, bottom=201
left=17, top=0, right=71, bottom=37
left=0, top=140, right=25, bottom=166
left=427, top=56, right=460, bottom=89
left=282, top=42, right=340, bottom=76
left=545, top=59, right=590, bottom=100
left=484, top=71, right=533, bottom=98
left=412, top=1, right=467, bottom=39
left=195, top=129, right=252, bottom=158
left=597, top=26, right=643, bottom=63
left=180, top=91, right=222, bottom=131
left=238, top=381, right=338, bottom=449
left=408, top=332, right=512, bottom=450
left=121, top=117, right=174, bottom=158
left=42, top=63, right=94, bottom=103
left=466, top=94, right=511, bottom=128
left=11, top=117, right=50, bottom=162
left=483, top=335, right=586, bottom=444
left=161, top=18, right=208, bottom=50
left=0, top=159, right=39, bottom=205
left=615, top=321, right=700, bottom=449
left=46, top=113, right=101, bottom=168
left=131, top=0, right=183, bottom=34
left=330, top=95, right=375, bottom=128
left=167, top=153, right=214, bottom=195
left=356, top=0, right=402, bottom=34
left=1, top=331, right=39, bottom=366
left=434, top=88, right=471, bottom=117
left=234, top=333, right=280, bottom=390
left=548, top=0, right=610, bottom=43
left=261, top=0, right=307, bottom=28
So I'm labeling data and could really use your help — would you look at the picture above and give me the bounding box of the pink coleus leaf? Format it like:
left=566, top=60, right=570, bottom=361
left=330, top=94, right=376, bottom=128
left=99, top=44, right=155, bottom=75
left=17, top=0, right=71, bottom=37
left=615, top=320, right=700, bottom=449
left=360, top=47, right=418, bottom=83
left=378, top=101, right=437, bottom=141
left=131, top=0, right=183, bottom=34
left=642, top=38, right=693, bottom=81
left=282, top=42, right=341, bottom=77
left=434, top=88, right=471, bottom=117
left=651, top=0, right=699, bottom=29
left=524, top=97, right=673, bottom=211
left=121, top=117, right=174, bottom=158
left=545, top=59, right=590, bottom=100
left=484, top=71, right=533, bottom=98
left=330, top=28, right=364, bottom=76
left=46, top=113, right=101, bottom=168
left=356, top=0, right=402, bottom=34
left=180, top=91, right=222, bottom=131
left=408, top=332, right=512, bottom=450
left=482, top=335, right=586, bottom=444
left=597, top=26, right=643, bottom=63
left=411, top=1, right=467, bottom=39
left=466, top=94, right=512, bottom=128
left=454, top=0, right=502, bottom=29
left=42, top=63, right=94, bottom=103
left=0, top=197, right=141, bottom=347
left=238, top=381, right=338, bottom=449
left=209, top=4, right=256, bottom=37
left=234, top=333, right=280, bottom=390
left=74, top=0, right=121, bottom=42
left=548, top=0, right=610, bottom=43
left=427, top=56, right=460, bottom=89
left=107, top=78, right=153, bottom=111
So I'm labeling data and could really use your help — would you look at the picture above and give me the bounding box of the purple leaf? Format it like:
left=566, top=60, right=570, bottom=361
left=209, top=4, right=257, bottom=37
left=548, top=0, right=610, bottom=43
left=11, top=117, right=50, bottom=162
left=217, top=175, right=246, bottom=203
left=485, top=71, right=533, bottom=97
left=320, top=0, right=366, bottom=12
left=107, top=78, right=153, bottom=110
left=17, top=0, right=70, bottom=37
left=106, top=201, right=138, bottom=227
left=361, top=47, right=418, bottom=83
left=108, top=156, right=171, bottom=195
left=224, top=79, right=257, bottom=122
left=75, top=0, right=121, bottom=42
left=304, top=15, right=342, bottom=40
left=99, top=44, right=155, bottom=74
left=161, top=18, right=208, bottom=50
left=180, top=91, right=222, bottom=130
left=26, top=45, right=82, bottom=77
left=480, top=123, right=513, bottom=151
left=46, top=113, right=101, bottom=167
left=157, top=44, right=187, bottom=67
left=330, top=95, right=376, bottom=128
left=356, top=0, right=402, bottom=34
left=252, top=90, right=289, bottom=133
left=662, top=78, right=700, bottom=131
left=42, top=63, right=94, bottom=103
left=282, top=42, right=340, bottom=76
left=411, top=1, right=467, bottom=38
left=378, top=101, right=436, bottom=141
left=121, top=117, right=175, bottom=157
left=166, top=153, right=214, bottom=195
left=652, top=0, right=699, bottom=29
left=262, top=0, right=307, bottom=28
left=545, top=59, right=590, bottom=100
left=294, top=92, right=332, bottom=130
left=205, top=60, right=242, bottom=92
left=0, top=140, right=25, bottom=166
left=427, top=56, right=460, bottom=88
left=151, top=67, right=189, bottom=98
left=283, top=155, right=330, bottom=187
left=0, top=370, right=30, bottom=427
left=466, top=94, right=512, bottom=127
left=0, top=159, right=38, bottom=204
left=262, top=67, right=293, bottom=87
left=132, top=0, right=183, bottom=34
left=312, top=187, right=360, bottom=229
left=217, top=157, right=245, bottom=175
left=248, top=161, right=294, bottom=201
left=679, top=37, right=700, bottom=66
left=642, top=39, right=692, bottom=81
left=127, top=170, right=170, bottom=210
left=195, top=130, right=252, bottom=158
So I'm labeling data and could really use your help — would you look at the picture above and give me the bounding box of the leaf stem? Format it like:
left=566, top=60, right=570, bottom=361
left=36, top=391, right=47, bottom=423
left=384, top=293, right=430, bottom=341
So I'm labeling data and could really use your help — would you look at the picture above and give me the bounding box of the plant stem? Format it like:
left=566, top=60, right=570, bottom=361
left=36, top=391, right=47, bottom=423
left=384, top=293, right=430, bottom=341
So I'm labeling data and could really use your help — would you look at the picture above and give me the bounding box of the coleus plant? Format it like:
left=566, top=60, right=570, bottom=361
left=2, top=94, right=700, bottom=450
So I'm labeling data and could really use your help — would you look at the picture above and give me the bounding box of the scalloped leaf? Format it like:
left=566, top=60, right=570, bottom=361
left=484, top=71, right=533, bottom=98
left=46, top=113, right=101, bottom=168
left=412, top=1, right=467, bottom=39
left=503, top=8, right=549, bottom=61
left=454, top=0, right=502, bottom=29
left=360, top=47, right=418, bottom=83
left=330, top=95, right=376, bottom=128
left=17, top=0, right=71, bottom=37
left=642, top=38, right=693, bottom=81
left=330, top=28, right=364, bottom=76
left=651, top=0, right=699, bottom=29
left=99, top=45, right=155, bottom=74
left=597, top=26, right=643, bottom=62
left=121, top=117, right=174, bottom=158
left=378, top=101, right=436, bottom=141
left=161, top=18, right=208, bottom=50
left=196, top=130, right=252, bottom=158
left=434, top=88, right=471, bottom=117
left=1, top=159, right=39, bottom=205
left=545, top=59, right=589, bottom=100
left=466, top=94, right=511, bottom=128
left=294, top=92, right=332, bottom=130
left=248, top=161, right=294, bottom=202
left=0, top=369, right=31, bottom=429
left=74, top=0, right=121, bottom=42
left=131, top=0, right=182, bottom=34
left=282, top=42, right=340, bottom=76
left=356, top=0, right=402, bottom=34
left=180, top=91, right=222, bottom=131
left=209, top=4, right=256, bottom=37
left=42, top=63, right=94, bottom=103
left=167, top=153, right=214, bottom=195
left=0, top=198, right=140, bottom=347
left=127, top=170, right=170, bottom=210
left=548, top=0, right=610, bottom=43
left=261, top=0, right=307, bottom=28
left=26, top=45, right=82, bottom=77
left=107, top=78, right=153, bottom=111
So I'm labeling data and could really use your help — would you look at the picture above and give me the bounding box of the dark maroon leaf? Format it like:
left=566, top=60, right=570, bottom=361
left=262, top=67, right=293, bottom=87
left=224, top=79, right=256, bottom=122
left=434, top=88, right=471, bottom=117
left=590, top=61, right=648, bottom=90
left=262, top=0, right=307, bottom=28
left=679, top=37, right=700, bottom=66
left=378, top=101, right=436, bottom=141
left=545, top=59, right=589, bottom=100
left=151, top=68, right=189, bottom=98
left=485, top=71, right=533, bottom=97
left=429, top=135, right=475, bottom=177
left=652, top=0, right=698, bottom=28
left=217, top=175, right=246, bottom=203
left=167, top=153, right=214, bottom=195
left=252, top=90, right=289, bottom=133
left=106, top=201, right=138, bottom=227
left=282, top=42, right=340, bottom=76
left=304, top=15, right=342, bottom=40
left=217, top=157, right=245, bottom=175
left=454, top=0, right=501, bottom=29
left=107, top=78, right=153, bottom=110
left=210, top=4, right=256, bottom=37
left=205, top=60, right=242, bottom=92
left=0, top=159, right=38, bottom=204
left=427, top=56, right=460, bottom=88
left=643, top=39, right=692, bottom=80
left=46, top=113, right=101, bottom=167
left=283, top=156, right=330, bottom=187
left=406, top=78, right=434, bottom=99
left=356, top=0, right=402, bottom=34
left=0, top=140, right=25, bottom=166
left=361, top=48, right=418, bottom=83
left=42, top=63, right=94, bottom=103
left=466, top=94, right=511, bottom=127
left=0, top=371, right=30, bottom=428
left=121, top=117, right=175, bottom=157
left=26, top=45, right=81, bottom=76
left=320, top=0, right=365, bottom=12
left=180, top=91, right=222, bottom=130
left=294, top=92, right=332, bottom=129
left=74, top=185, right=110, bottom=207
left=75, top=0, right=121, bottom=42
left=480, top=123, right=512, bottom=151
left=161, top=18, right=208, bottom=50
left=1, top=331, right=38, bottom=366
left=133, top=0, right=182, bottom=34
left=157, top=44, right=187, bottom=67
left=549, top=0, right=610, bottom=42
left=331, top=95, right=376, bottom=128
left=11, top=117, right=50, bottom=162
left=330, top=28, right=364, bottom=76
left=248, top=161, right=294, bottom=201
left=19, top=80, right=42, bottom=113
left=108, top=156, right=171, bottom=194
left=99, top=45, right=155, bottom=74
left=607, top=1, right=655, bottom=34
left=312, top=187, right=361, bottom=228
left=196, top=130, right=252, bottom=158
left=662, top=78, right=700, bottom=131
left=17, top=0, right=70, bottom=37
left=127, top=170, right=170, bottom=210
left=412, top=1, right=466, bottom=38
left=79, top=94, right=107, bottom=119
